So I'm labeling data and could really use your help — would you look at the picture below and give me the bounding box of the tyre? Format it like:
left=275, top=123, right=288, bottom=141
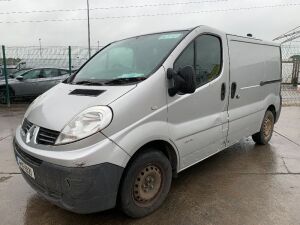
left=252, top=110, right=275, bottom=145
left=119, top=149, right=172, bottom=218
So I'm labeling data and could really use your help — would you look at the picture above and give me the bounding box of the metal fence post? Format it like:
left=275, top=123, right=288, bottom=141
left=2, top=45, right=10, bottom=107
left=68, top=46, right=72, bottom=75
left=292, top=59, right=300, bottom=87
left=296, top=60, right=300, bottom=86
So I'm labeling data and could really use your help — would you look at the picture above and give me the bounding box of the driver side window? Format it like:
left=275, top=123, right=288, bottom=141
left=23, top=70, right=41, bottom=80
left=174, top=34, right=222, bottom=88
left=174, top=42, right=194, bottom=72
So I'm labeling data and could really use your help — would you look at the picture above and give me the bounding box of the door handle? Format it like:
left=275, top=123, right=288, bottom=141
left=231, top=82, right=237, bottom=99
left=221, top=83, right=226, bottom=101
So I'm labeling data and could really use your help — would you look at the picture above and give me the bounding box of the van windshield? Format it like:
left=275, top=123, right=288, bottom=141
left=72, top=31, right=188, bottom=85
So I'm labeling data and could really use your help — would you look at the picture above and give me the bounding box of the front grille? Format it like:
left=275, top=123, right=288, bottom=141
left=21, top=118, right=33, bottom=134
left=22, top=118, right=60, bottom=146
left=37, top=127, right=60, bottom=145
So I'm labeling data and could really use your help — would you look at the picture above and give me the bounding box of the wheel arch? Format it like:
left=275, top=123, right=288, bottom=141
left=124, top=139, right=180, bottom=177
left=116, top=138, right=179, bottom=208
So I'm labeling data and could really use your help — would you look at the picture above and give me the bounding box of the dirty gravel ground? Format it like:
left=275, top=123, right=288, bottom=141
left=0, top=104, right=300, bottom=225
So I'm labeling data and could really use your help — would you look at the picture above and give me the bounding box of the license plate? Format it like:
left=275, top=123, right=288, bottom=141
left=17, top=157, right=35, bottom=179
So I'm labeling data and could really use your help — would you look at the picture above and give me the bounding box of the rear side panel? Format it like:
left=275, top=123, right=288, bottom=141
left=226, top=35, right=281, bottom=145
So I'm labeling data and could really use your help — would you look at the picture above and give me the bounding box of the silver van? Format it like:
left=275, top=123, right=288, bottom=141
left=14, top=26, right=281, bottom=218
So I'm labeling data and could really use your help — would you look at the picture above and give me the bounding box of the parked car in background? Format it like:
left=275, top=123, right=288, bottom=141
left=9, top=69, right=31, bottom=78
left=6, top=65, right=23, bottom=76
left=0, top=68, right=23, bottom=80
left=0, top=61, right=29, bottom=77
left=0, top=68, right=70, bottom=101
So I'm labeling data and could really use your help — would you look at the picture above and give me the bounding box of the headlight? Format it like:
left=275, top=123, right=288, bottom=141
left=55, top=106, right=113, bottom=145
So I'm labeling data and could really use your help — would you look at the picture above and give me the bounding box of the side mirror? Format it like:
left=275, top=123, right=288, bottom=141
left=16, top=76, right=24, bottom=81
left=167, top=66, right=196, bottom=97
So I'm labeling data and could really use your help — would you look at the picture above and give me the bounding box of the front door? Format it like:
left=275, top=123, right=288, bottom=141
left=167, top=31, right=230, bottom=170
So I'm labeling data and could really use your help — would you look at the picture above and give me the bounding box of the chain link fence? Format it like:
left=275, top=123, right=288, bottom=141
left=282, top=45, right=300, bottom=84
left=0, top=45, right=100, bottom=105
left=281, top=44, right=300, bottom=106
left=1, top=44, right=300, bottom=106
left=0, top=46, right=99, bottom=72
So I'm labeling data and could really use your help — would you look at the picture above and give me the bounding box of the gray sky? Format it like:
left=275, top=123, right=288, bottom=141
left=0, top=0, right=300, bottom=47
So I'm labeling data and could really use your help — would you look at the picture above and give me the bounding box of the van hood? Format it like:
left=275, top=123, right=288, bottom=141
left=25, top=83, right=136, bottom=131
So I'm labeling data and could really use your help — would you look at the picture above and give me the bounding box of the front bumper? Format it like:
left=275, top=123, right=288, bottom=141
left=14, top=125, right=130, bottom=168
left=14, top=140, right=124, bottom=214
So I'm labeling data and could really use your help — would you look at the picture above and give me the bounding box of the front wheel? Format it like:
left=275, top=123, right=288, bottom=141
left=119, top=149, right=172, bottom=218
left=252, top=110, right=275, bottom=145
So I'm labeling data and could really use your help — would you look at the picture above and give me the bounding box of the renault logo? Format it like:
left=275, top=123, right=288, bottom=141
left=25, top=125, right=39, bottom=144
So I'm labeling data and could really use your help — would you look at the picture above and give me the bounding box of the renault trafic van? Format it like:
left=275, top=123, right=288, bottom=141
left=14, top=26, right=281, bottom=218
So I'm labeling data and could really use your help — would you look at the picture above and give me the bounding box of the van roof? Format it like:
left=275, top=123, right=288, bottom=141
left=226, top=33, right=280, bottom=47
left=110, top=25, right=280, bottom=48
left=196, top=25, right=280, bottom=47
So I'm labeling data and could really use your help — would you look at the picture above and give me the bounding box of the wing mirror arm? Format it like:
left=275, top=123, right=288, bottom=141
left=167, top=66, right=196, bottom=97
left=167, top=68, right=185, bottom=97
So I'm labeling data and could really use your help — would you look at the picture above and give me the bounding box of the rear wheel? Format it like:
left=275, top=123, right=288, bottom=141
left=119, top=149, right=172, bottom=218
left=252, top=110, right=275, bottom=145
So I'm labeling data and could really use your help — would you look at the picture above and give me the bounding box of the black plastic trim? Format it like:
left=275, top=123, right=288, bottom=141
left=260, top=79, right=282, bottom=86
left=14, top=139, right=124, bottom=214
left=14, top=142, right=42, bottom=166
left=221, top=82, right=226, bottom=101
left=37, top=127, right=60, bottom=145
left=69, top=89, right=105, bottom=97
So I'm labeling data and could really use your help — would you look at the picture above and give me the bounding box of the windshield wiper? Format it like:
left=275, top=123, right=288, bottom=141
left=105, top=77, right=146, bottom=85
left=73, top=80, right=105, bottom=86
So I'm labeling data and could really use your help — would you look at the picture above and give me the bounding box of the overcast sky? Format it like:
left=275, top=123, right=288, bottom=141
left=0, top=0, right=300, bottom=47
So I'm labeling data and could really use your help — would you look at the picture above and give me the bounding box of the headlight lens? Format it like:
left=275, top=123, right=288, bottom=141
left=55, top=106, right=113, bottom=145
